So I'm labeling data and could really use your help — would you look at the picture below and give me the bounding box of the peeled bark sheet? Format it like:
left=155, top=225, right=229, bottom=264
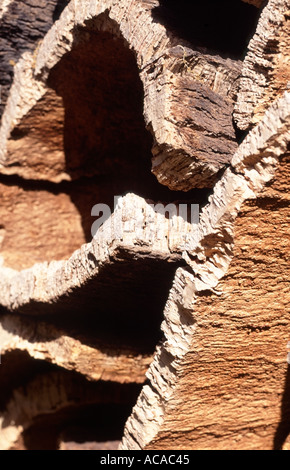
left=0, top=0, right=289, bottom=451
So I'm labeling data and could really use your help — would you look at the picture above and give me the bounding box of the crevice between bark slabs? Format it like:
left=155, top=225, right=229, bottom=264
left=0, top=0, right=70, bottom=117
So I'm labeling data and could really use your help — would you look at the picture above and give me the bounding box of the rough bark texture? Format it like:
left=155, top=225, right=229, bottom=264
left=121, top=92, right=290, bottom=450
left=0, top=0, right=289, bottom=451
left=0, top=0, right=243, bottom=189
left=234, top=0, right=290, bottom=130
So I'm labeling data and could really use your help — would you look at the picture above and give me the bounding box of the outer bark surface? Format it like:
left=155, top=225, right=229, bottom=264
left=234, top=0, right=290, bottom=130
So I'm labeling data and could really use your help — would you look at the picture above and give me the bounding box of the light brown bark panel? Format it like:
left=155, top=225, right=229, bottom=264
left=146, top=154, right=290, bottom=450
left=0, top=314, right=152, bottom=384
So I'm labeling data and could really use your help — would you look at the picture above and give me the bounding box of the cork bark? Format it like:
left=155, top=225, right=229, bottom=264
left=121, top=92, right=290, bottom=450
left=0, top=0, right=289, bottom=451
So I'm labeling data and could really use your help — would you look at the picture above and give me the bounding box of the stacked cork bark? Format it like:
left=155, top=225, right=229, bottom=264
left=0, top=0, right=289, bottom=450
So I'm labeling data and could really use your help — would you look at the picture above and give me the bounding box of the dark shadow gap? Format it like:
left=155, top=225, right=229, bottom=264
left=0, top=171, right=209, bottom=200
left=0, top=171, right=210, bottom=245
left=152, top=0, right=263, bottom=60
left=274, top=364, right=290, bottom=450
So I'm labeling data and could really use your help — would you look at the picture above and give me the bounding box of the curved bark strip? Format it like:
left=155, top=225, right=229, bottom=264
left=121, top=92, right=290, bottom=450
left=0, top=0, right=241, bottom=189
left=234, top=0, right=290, bottom=131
